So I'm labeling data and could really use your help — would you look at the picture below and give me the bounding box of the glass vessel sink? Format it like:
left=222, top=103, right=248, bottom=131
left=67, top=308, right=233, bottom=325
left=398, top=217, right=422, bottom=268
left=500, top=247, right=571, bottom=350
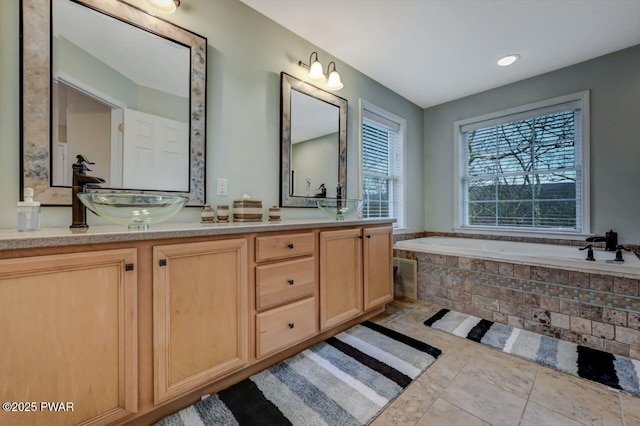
left=316, top=199, right=364, bottom=221
left=77, top=193, right=189, bottom=230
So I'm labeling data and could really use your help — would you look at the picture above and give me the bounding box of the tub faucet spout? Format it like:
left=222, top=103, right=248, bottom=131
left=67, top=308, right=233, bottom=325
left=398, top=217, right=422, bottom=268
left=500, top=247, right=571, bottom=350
left=586, top=229, right=618, bottom=251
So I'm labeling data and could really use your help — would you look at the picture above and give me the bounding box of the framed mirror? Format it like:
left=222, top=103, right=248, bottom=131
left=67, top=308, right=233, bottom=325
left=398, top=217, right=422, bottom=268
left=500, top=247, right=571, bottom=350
left=20, top=0, right=207, bottom=205
left=280, top=72, right=347, bottom=207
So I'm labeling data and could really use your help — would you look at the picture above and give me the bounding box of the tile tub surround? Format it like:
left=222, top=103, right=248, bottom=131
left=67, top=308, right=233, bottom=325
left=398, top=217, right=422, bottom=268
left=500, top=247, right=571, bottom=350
left=394, top=248, right=640, bottom=360
left=393, top=231, right=428, bottom=243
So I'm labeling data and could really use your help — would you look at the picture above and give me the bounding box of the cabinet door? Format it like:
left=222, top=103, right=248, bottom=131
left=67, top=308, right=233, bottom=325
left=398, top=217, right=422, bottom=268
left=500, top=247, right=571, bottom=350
left=153, top=239, right=249, bottom=403
left=0, top=249, right=138, bottom=426
left=319, top=228, right=363, bottom=330
left=363, top=226, right=394, bottom=310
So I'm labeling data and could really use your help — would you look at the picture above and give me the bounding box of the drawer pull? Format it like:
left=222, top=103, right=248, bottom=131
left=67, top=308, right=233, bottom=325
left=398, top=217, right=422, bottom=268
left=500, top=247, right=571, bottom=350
left=288, top=323, right=295, bottom=329
left=366, top=235, right=371, bottom=239
left=287, top=243, right=294, bottom=249
left=287, top=279, right=294, bottom=285
left=358, top=235, right=363, bottom=240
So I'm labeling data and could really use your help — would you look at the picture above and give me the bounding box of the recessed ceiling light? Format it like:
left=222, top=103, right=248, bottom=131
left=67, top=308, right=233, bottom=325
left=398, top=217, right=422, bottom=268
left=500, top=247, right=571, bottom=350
left=497, top=54, right=520, bottom=67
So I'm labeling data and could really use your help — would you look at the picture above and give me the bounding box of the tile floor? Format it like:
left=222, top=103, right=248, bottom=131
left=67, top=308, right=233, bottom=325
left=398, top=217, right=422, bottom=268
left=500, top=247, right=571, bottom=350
left=370, top=298, right=640, bottom=426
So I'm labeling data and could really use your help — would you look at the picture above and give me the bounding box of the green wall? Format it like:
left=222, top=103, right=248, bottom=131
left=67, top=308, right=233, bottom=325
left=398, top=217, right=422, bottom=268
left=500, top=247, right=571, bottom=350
left=291, top=133, right=339, bottom=198
left=424, top=44, right=640, bottom=243
left=0, top=0, right=424, bottom=231
left=54, top=36, right=189, bottom=121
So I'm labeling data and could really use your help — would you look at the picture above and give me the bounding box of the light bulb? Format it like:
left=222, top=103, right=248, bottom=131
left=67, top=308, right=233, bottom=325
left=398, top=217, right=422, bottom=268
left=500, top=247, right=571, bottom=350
left=308, top=59, right=325, bottom=80
left=497, top=54, right=520, bottom=67
left=326, top=70, right=343, bottom=90
left=145, top=0, right=178, bottom=14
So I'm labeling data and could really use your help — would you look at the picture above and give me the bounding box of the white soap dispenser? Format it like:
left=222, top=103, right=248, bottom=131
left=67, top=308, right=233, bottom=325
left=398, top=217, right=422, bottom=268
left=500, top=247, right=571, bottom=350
left=17, top=187, right=41, bottom=231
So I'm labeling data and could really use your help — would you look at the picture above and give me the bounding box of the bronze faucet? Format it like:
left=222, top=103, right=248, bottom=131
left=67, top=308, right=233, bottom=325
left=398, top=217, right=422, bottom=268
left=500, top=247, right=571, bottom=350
left=70, top=155, right=105, bottom=230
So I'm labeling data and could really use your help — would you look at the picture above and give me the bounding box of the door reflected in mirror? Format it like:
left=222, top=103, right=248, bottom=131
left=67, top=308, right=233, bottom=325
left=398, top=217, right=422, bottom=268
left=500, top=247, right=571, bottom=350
left=290, top=90, right=339, bottom=198
left=51, top=0, right=190, bottom=192
left=21, top=0, right=206, bottom=205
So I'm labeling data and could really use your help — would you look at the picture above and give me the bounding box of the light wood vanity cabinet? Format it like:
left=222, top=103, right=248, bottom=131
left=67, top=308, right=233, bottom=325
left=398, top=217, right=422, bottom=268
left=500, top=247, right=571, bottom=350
left=319, top=226, right=393, bottom=330
left=254, top=232, right=317, bottom=359
left=0, top=221, right=393, bottom=425
left=152, top=239, right=249, bottom=404
left=0, top=249, right=138, bottom=426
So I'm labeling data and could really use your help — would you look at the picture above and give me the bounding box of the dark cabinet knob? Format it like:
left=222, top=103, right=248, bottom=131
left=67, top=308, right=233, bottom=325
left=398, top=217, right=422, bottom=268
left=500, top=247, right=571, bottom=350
left=366, top=235, right=371, bottom=239
left=287, top=279, right=294, bottom=285
left=287, top=243, right=294, bottom=249
left=358, top=235, right=363, bottom=240
left=288, top=323, right=295, bottom=329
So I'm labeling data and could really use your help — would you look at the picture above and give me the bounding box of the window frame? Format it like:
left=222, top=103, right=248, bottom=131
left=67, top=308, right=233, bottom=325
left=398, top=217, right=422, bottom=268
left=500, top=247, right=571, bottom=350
left=453, top=91, right=590, bottom=238
left=358, top=99, right=407, bottom=229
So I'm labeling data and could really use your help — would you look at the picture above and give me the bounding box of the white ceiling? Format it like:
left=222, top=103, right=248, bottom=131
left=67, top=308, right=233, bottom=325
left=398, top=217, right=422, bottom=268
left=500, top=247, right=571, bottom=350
left=291, top=90, right=339, bottom=143
left=240, top=0, right=640, bottom=108
left=54, top=0, right=190, bottom=97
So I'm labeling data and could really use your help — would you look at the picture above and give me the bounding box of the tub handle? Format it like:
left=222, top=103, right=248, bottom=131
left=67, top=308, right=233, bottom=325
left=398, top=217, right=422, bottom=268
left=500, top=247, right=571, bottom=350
left=579, top=244, right=595, bottom=261
left=615, top=245, right=631, bottom=262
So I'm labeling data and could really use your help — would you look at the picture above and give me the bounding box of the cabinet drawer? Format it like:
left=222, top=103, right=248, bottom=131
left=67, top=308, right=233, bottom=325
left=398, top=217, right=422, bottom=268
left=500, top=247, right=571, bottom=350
left=256, top=257, right=315, bottom=311
left=256, top=232, right=315, bottom=262
left=256, top=298, right=316, bottom=358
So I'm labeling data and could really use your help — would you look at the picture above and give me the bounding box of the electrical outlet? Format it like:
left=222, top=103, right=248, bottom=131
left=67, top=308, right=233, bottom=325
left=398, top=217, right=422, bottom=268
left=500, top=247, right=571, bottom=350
left=217, top=178, right=228, bottom=196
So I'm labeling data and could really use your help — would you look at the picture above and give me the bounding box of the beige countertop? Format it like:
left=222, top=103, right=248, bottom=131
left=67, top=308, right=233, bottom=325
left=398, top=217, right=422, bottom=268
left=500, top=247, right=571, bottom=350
left=0, top=218, right=395, bottom=251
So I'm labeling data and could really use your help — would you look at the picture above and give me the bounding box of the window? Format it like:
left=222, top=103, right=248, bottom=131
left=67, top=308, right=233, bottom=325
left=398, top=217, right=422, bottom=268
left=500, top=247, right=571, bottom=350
left=454, top=91, right=590, bottom=235
left=360, top=100, right=406, bottom=228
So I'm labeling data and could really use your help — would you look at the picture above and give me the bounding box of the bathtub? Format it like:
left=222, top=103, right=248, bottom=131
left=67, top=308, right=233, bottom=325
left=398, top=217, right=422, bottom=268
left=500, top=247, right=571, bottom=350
left=394, top=237, right=640, bottom=278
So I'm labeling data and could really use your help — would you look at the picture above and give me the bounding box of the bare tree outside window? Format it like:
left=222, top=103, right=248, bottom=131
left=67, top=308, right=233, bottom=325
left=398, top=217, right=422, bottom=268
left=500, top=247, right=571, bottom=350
left=464, top=110, right=580, bottom=230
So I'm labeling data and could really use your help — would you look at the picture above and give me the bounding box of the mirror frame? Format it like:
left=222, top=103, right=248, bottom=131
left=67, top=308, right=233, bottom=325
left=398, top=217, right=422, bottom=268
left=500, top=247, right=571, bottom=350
left=20, top=0, right=207, bottom=206
left=280, top=72, right=347, bottom=207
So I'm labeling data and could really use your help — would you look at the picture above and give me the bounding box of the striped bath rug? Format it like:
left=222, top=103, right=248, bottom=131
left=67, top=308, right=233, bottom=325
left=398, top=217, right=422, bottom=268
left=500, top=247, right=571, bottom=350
left=424, top=309, right=640, bottom=397
left=157, top=321, right=442, bottom=426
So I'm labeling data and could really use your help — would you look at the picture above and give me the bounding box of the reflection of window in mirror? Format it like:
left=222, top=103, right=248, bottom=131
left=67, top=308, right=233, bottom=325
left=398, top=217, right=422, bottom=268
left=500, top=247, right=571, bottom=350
left=360, top=100, right=407, bottom=228
left=51, top=0, right=191, bottom=192
left=290, top=90, right=339, bottom=198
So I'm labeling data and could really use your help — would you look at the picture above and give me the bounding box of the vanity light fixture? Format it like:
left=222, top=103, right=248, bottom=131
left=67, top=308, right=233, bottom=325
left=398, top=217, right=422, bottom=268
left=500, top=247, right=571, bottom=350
left=497, top=54, right=520, bottom=67
left=298, top=52, right=344, bottom=90
left=145, top=0, right=180, bottom=14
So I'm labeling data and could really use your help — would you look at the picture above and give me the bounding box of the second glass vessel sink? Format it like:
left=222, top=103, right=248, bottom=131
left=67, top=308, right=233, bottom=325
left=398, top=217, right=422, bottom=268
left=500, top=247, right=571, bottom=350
left=77, top=193, right=189, bottom=230
left=316, top=198, right=364, bottom=221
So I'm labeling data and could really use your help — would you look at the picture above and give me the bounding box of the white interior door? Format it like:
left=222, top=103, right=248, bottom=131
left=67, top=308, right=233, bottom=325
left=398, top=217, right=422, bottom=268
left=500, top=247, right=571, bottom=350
left=52, top=142, right=69, bottom=186
left=122, top=109, right=189, bottom=191
left=110, top=108, right=124, bottom=188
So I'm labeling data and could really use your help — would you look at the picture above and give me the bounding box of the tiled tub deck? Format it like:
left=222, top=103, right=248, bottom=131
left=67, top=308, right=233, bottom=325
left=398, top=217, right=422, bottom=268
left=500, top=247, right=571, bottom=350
left=394, top=239, right=640, bottom=360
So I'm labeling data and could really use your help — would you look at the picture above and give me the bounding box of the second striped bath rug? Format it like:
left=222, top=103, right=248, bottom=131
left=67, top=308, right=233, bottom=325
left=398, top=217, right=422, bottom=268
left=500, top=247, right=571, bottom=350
left=424, top=308, right=640, bottom=397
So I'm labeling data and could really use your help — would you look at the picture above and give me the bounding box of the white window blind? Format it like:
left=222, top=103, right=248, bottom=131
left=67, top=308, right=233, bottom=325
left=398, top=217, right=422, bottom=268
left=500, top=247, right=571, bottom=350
left=460, top=100, right=584, bottom=232
left=362, top=108, right=404, bottom=227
